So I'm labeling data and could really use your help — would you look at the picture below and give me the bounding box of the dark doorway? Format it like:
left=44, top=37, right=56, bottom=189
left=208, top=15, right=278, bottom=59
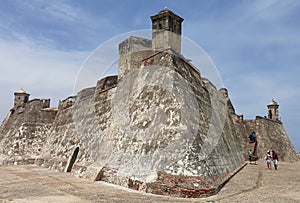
left=269, top=110, right=272, bottom=120
left=66, top=147, right=79, bottom=172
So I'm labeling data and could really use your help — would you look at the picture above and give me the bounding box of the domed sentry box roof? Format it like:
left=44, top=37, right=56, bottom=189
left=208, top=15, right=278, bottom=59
left=267, top=99, right=279, bottom=107
left=16, top=89, right=27, bottom=94
left=14, top=89, right=30, bottom=96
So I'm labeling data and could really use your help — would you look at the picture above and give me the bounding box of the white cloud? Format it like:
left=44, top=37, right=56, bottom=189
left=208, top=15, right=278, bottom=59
left=15, top=0, right=82, bottom=24
left=0, top=35, right=89, bottom=120
left=252, top=0, right=299, bottom=20
left=0, top=0, right=119, bottom=52
left=0, top=38, right=87, bottom=86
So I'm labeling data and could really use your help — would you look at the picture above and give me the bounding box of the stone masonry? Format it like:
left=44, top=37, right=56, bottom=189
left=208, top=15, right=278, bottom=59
left=0, top=8, right=298, bottom=198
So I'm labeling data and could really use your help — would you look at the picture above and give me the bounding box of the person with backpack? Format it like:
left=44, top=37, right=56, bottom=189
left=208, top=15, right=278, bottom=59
left=248, top=131, right=256, bottom=143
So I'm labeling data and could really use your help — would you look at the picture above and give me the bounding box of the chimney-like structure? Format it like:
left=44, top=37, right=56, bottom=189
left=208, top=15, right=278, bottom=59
left=151, top=7, right=184, bottom=54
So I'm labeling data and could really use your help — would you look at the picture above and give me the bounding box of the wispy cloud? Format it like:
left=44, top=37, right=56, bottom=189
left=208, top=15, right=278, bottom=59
left=14, top=0, right=87, bottom=25
left=0, top=0, right=119, bottom=51
left=0, top=34, right=89, bottom=119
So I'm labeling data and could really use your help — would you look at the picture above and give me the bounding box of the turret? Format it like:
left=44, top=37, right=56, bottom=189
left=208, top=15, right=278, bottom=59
left=14, top=89, right=30, bottom=109
left=267, top=99, right=279, bottom=121
left=151, top=7, right=184, bottom=54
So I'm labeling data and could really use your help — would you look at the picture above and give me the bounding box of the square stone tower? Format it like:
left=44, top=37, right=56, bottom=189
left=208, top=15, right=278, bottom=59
left=151, top=8, right=184, bottom=54
left=14, top=89, right=30, bottom=109
left=118, top=8, right=184, bottom=80
left=267, top=99, right=279, bottom=121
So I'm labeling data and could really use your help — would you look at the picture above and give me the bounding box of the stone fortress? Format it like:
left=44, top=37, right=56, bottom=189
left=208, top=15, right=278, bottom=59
left=0, top=8, right=298, bottom=198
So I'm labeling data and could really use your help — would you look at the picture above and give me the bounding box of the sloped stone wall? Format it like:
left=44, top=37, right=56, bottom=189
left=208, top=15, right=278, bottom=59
left=86, top=50, right=246, bottom=197
left=0, top=99, right=57, bottom=164
left=255, top=117, right=298, bottom=161
left=39, top=78, right=118, bottom=175
left=0, top=49, right=298, bottom=198
left=240, top=117, right=299, bottom=162
left=0, top=50, right=250, bottom=197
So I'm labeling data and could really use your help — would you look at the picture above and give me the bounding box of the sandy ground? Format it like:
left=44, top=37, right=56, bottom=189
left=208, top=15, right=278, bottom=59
left=0, top=160, right=299, bottom=203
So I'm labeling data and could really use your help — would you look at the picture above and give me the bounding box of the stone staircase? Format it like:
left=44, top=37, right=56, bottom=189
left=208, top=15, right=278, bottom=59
left=244, top=140, right=258, bottom=162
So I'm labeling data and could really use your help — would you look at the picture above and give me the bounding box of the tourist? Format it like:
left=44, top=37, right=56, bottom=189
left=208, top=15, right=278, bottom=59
left=265, top=150, right=272, bottom=169
left=272, top=150, right=279, bottom=170
left=249, top=131, right=256, bottom=143
left=248, top=149, right=253, bottom=163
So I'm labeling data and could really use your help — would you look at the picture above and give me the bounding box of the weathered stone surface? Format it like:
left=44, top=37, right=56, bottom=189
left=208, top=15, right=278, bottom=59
left=254, top=117, right=298, bottom=161
left=0, top=98, right=57, bottom=163
left=0, top=8, right=298, bottom=199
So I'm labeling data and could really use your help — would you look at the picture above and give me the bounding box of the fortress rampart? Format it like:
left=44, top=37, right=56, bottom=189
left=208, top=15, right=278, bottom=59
left=0, top=8, right=298, bottom=198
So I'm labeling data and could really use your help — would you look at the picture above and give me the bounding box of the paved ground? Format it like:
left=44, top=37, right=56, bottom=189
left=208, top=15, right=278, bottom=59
left=0, top=160, right=299, bottom=203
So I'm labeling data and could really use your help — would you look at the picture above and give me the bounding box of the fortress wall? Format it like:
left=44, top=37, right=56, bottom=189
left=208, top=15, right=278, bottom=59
left=119, top=50, right=154, bottom=80
left=0, top=48, right=296, bottom=197
left=38, top=84, right=118, bottom=176
left=0, top=8, right=298, bottom=198
left=37, top=104, right=84, bottom=173
left=96, top=76, right=117, bottom=94
left=235, top=119, right=255, bottom=158
left=0, top=49, right=297, bottom=198
left=77, top=87, right=96, bottom=102
left=59, top=96, right=76, bottom=110
left=255, top=117, right=298, bottom=161
left=118, top=36, right=152, bottom=79
left=166, top=55, right=245, bottom=175
left=27, top=98, right=50, bottom=109
left=93, top=50, right=246, bottom=197
left=119, top=36, right=152, bottom=56
left=0, top=101, right=57, bottom=164
left=241, top=117, right=298, bottom=161
left=39, top=99, right=93, bottom=173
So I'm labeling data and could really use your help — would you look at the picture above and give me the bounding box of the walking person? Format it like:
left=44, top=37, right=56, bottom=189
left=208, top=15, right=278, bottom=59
left=265, top=150, right=272, bottom=169
left=248, top=131, right=256, bottom=143
left=272, top=150, right=279, bottom=170
left=248, top=149, right=253, bottom=164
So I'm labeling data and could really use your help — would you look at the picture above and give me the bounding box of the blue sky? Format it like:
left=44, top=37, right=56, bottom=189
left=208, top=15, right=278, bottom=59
left=0, top=0, right=299, bottom=152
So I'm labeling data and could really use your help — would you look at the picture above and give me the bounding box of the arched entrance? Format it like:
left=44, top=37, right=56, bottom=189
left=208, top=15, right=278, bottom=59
left=65, top=147, right=79, bottom=172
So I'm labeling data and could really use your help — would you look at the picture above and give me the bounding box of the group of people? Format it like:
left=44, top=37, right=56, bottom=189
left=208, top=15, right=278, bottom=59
left=248, top=149, right=278, bottom=169
left=265, top=150, right=279, bottom=170
left=247, top=131, right=279, bottom=170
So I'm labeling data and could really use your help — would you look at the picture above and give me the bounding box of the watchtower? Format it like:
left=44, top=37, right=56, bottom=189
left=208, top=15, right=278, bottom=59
left=14, top=89, right=30, bottom=109
left=151, top=7, right=184, bottom=54
left=267, top=99, right=279, bottom=121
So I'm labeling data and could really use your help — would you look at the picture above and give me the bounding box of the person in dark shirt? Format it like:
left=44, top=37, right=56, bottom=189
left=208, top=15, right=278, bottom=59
left=248, top=131, right=256, bottom=143
left=272, top=150, right=279, bottom=170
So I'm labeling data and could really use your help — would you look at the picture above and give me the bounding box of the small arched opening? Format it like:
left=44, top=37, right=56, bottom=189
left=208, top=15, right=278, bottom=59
left=65, top=146, right=79, bottom=172
left=269, top=109, right=272, bottom=120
